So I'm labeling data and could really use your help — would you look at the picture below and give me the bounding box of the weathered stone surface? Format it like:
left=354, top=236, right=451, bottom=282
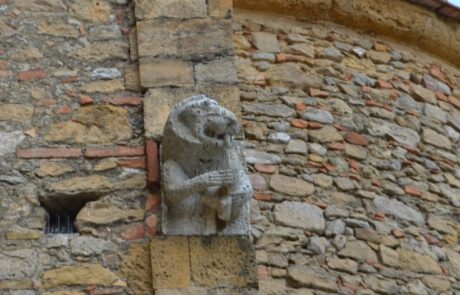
left=387, top=124, right=420, bottom=147
left=286, top=139, right=308, bottom=155
left=0, top=131, right=25, bottom=156
left=37, top=19, right=79, bottom=38
left=45, top=105, right=132, bottom=144
left=253, top=32, right=280, bottom=52
left=274, top=201, right=324, bottom=233
left=267, top=64, right=320, bottom=88
left=139, top=58, right=194, bottom=88
left=302, top=109, right=334, bottom=124
left=42, top=264, right=119, bottom=288
left=12, top=0, right=66, bottom=12
left=144, top=86, right=240, bottom=139
left=36, top=162, right=75, bottom=178
left=0, top=250, right=37, bottom=280
left=195, top=58, right=238, bottom=85
left=318, top=47, right=343, bottom=62
left=80, top=80, right=124, bottom=93
left=368, top=50, right=391, bottom=64
left=379, top=245, right=399, bottom=267
left=243, top=103, right=296, bottom=118
left=190, top=236, right=257, bottom=287
left=288, top=43, right=315, bottom=58
left=309, top=126, right=343, bottom=142
left=372, top=196, right=425, bottom=225
left=287, top=266, right=336, bottom=292
left=0, top=104, right=34, bottom=123
left=120, top=243, right=153, bottom=294
left=338, top=240, right=377, bottom=262
left=245, top=150, right=282, bottom=165
left=446, top=250, right=460, bottom=279
left=411, top=84, right=436, bottom=104
left=424, top=104, right=447, bottom=123
left=76, top=203, right=144, bottom=227
left=438, top=183, right=460, bottom=207
left=150, top=237, right=191, bottom=289
left=156, top=288, right=208, bottom=295
left=397, top=250, right=442, bottom=274
left=70, top=236, right=117, bottom=256
left=73, top=42, right=128, bottom=62
left=270, top=174, right=315, bottom=196
left=69, top=0, right=111, bottom=23
left=134, top=0, right=207, bottom=19
left=422, top=128, right=451, bottom=149
left=137, top=19, right=232, bottom=58
left=327, top=257, right=358, bottom=274
left=161, top=96, right=252, bottom=235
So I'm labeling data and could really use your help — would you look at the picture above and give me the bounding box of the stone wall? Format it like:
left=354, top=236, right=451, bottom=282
left=0, top=0, right=156, bottom=294
left=1, top=0, right=460, bottom=294
left=235, top=9, right=460, bottom=295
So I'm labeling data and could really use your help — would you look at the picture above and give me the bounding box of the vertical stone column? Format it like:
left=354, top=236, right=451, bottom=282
left=133, top=1, right=256, bottom=293
left=136, top=0, right=240, bottom=141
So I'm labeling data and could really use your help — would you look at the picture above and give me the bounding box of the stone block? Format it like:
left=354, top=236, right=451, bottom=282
left=137, top=19, right=233, bottom=59
left=0, top=104, right=33, bottom=123
left=189, top=236, right=257, bottom=288
left=144, top=86, right=240, bottom=140
left=139, top=58, right=194, bottom=88
left=120, top=243, right=153, bottom=294
left=135, top=0, right=207, bottom=20
left=195, top=58, right=238, bottom=85
left=150, top=237, right=191, bottom=289
left=208, top=0, right=233, bottom=18
left=42, top=264, right=119, bottom=288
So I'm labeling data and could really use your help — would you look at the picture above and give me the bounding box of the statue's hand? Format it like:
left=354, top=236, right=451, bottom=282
left=201, top=169, right=234, bottom=187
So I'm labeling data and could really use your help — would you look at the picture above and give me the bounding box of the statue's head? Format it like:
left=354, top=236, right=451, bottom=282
left=166, top=95, right=240, bottom=148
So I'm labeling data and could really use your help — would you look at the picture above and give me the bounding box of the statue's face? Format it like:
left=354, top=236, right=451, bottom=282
left=194, top=100, right=239, bottom=148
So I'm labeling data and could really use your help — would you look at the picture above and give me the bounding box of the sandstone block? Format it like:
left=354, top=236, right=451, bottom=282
left=12, top=0, right=66, bottom=12
left=208, top=0, right=233, bottom=18
left=144, top=86, right=240, bottom=140
left=397, top=250, right=442, bottom=274
left=137, top=19, right=232, bottom=58
left=120, top=243, right=153, bottom=294
left=0, top=103, right=34, bottom=123
left=139, top=58, right=194, bottom=88
left=73, top=42, right=129, bottom=62
left=42, top=264, right=119, bottom=288
left=195, top=58, right=238, bottom=85
left=37, top=19, right=79, bottom=38
left=150, top=237, right=191, bottom=289
left=135, top=0, right=207, bottom=19
left=76, top=203, right=144, bottom=227
left=189, top=236, right=257, bottom=287
left=270, top=174, right=315, bottom=196
left=45, top=105, right=132, bottom=144
left=69, top=0, right=111, bottom=23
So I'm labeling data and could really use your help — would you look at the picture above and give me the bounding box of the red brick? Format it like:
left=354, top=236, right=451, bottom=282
left=376, top=80, right=392, bottom=89
left=84, top=146, right=144, bottom=158
left=55, top=106, right=72, bottom=114
left=79, top=95, right=94, bottom=105
left=17, top=148, right=81, bottom=159
left=254, top=193, right=272, bottom=201
left=254, top=164, right=277, bottom=174
left=429, top=65, right=450, bottom=86
left=275, top=53, right=286, bottom=63
left=435, top=92, right=448, bottom=102
left=294, top=103, right=306, bottom=111
left=101, top=96, right=142, bottom=106
left=146, top=140, right=160, bottom=189
left=290, top=119, right=309, bottom=129
left=345, top=132, right=369, bottom=146
left=61, top=76, right=79, bottom=84
left=448, top=96, right=460, bottom=109
left=309, top=88, right=329, bottom=98
left=17, top=69, right=47, bottom=81
left=0, top=70, right=13, bottom=78
left=404, top=185, right=422, bottom=197
left=121, top=223, right=144, bottom=240
left=145, top=214, right=158, bottom=236
left=374, top=212, right=385, bottom=221
left=308, top=122, right=322, bottom=129
left=117, top=158, right=146, bottom=169
left=145, top=192, right=161, bottom=212
left=328, top=142, right=345, bottom=150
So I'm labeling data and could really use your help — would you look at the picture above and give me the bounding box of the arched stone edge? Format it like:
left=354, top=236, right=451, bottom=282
left=234, top=0, right=460, bottom=68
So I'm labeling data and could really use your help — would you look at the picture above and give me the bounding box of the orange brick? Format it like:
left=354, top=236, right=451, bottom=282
left=146, top=140, right=160, bottom=189
left=17, top=148, right=81, bottom=159
left=84, top=146, right=144, bottom=158
left=145, top=192, right=161, bottom=212
left=101, top=96, right=142, bottom=106
left=117, top=158, right=146, bottom=169
left=345, top=132, right=369, bottom=146
left=405, top=185, right=422, bottom=197
left=290, top=119, right=309, bottom=129
left=17, top=69, right=47, bottom=81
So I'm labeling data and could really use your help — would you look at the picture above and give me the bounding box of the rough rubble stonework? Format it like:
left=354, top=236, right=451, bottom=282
left=235, top=9, right=460, bottom=295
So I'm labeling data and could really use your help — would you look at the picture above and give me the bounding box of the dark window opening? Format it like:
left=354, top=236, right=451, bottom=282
left=45, top=212, right=77, bottom=234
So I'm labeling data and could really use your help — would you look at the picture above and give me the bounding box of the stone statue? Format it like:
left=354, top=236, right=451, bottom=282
left=161, top=95, right=252, bottom=235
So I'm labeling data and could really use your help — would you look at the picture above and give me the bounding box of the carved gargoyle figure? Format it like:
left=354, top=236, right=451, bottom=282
left=161, top=95, right=253, bottom=235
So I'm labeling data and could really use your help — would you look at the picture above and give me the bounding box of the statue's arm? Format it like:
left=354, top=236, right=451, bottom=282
left=163, top=160, right=234, bottom=200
